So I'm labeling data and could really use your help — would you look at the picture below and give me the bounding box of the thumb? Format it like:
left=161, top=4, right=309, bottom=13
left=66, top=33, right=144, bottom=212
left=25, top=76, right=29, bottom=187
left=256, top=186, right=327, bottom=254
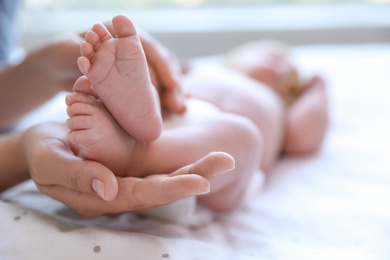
left=37, top=148, right=119, bottom=201
left=72, top=159, right=119, bottom=201
left=24, top=122, right=119, bottom=202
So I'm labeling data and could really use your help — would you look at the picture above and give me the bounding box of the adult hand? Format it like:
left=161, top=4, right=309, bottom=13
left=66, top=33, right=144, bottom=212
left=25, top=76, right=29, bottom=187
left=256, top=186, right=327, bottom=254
left=22, top=122, right=230, bottom=217
left=0, top=34, right=83, bottom=130
left=37, top=34, right=84, bottom=92
left=139, top=30, right=187, bottom=114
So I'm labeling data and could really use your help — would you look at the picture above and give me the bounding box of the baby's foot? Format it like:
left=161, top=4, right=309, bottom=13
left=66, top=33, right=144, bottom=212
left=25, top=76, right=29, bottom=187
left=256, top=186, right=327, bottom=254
left=78, top=14, right=162, bottom=142
left=66, top=76, right=145, bottom=177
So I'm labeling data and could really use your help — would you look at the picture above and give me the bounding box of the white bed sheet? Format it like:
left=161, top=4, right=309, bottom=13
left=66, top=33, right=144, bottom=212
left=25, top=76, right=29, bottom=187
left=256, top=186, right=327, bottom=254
left=1, top=44, right=390, bottom=260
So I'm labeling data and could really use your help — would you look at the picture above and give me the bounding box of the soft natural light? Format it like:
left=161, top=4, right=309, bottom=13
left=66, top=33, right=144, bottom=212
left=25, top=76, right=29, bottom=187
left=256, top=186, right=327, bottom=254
left=23, top=0, right=388, bottom=9
left=19, top=0, right=390, bottom=58
left=173, top=0, right=206, bottom=8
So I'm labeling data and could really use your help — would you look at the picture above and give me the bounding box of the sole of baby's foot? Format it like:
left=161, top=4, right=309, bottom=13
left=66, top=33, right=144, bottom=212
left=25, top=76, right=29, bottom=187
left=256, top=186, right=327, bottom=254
left=78, top=14, right=162, bottom=142
left=66, top=90, right=144, bottom=177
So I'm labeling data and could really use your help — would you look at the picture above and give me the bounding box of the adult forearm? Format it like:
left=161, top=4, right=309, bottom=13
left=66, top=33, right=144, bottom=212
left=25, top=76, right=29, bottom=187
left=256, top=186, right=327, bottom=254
left=0, top=50, right=59, bottom=130
left=0, top=132, right=29, bottom=192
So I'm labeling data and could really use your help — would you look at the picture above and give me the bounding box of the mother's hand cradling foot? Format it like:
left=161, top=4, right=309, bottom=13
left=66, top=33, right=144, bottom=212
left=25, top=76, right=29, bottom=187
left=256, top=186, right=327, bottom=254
left=22, top=122, right=234, bottom=218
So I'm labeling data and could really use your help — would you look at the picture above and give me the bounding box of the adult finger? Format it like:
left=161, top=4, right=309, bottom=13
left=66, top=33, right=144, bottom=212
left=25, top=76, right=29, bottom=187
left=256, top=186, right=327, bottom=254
left=139, top=31, right=187, bottom=113
left=170, top=151, right=235, bottom=180
left=140, top=31, right=181, bottom=90
left=41, top=174, right=210, bottom=218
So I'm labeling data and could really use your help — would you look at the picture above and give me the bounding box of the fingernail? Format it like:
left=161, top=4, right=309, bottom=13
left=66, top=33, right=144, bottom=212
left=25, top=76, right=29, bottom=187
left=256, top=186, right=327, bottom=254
left=194, top=188, right=210, bottom=196
left=190, top=184, right=210, bottom=196
left=92, top=178, right=106, bottom=201
left=66, top=131, right=72, bottom=142
left=217, top=165, right=235, bottom=176
left=175, top=88, right=187, bottom=113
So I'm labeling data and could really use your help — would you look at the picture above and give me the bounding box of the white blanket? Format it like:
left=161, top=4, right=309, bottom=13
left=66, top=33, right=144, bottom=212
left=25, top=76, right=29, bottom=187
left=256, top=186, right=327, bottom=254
left=1, top=44, right=390, bottom=260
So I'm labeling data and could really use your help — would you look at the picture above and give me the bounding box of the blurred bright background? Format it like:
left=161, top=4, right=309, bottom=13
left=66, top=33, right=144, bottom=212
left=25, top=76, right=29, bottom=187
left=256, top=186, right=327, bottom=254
left=22, top=0, right=390, bottom=8
left=18, top=0, right=390, bottom=58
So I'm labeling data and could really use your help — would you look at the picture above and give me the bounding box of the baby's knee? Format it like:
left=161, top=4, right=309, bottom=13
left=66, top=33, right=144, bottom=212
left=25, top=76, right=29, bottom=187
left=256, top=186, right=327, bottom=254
left=221, top=114, right=263, bottom=160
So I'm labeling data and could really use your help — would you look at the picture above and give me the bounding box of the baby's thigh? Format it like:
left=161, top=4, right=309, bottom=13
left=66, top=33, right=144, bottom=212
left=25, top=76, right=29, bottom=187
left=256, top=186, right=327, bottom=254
left=183, top=66, right=284, bottom=170
left=164, top=98, right=262, bottom=161
left=191, top=100, right=262, bottom=163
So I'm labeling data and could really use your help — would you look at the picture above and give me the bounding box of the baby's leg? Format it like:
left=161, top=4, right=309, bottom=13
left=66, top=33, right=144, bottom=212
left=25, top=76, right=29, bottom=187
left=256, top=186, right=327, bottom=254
left=68, top=79, right=259, bottom=211
left=142, top=103, right=262, bottom=212
left=78, top=14, right=162, bottom=142
left=66, top=77, right=237, bottom=184
left=183, top=67, right=285, bottom=172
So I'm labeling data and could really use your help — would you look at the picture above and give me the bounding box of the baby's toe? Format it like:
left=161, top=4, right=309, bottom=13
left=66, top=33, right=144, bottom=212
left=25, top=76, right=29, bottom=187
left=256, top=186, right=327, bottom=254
left=66, top=115, right=93, bottom=131
left=85, top=30, right=100, bottom=48
left=80, top=41, right=94, bottom=59
left=92, top=22, right=112, bottom=42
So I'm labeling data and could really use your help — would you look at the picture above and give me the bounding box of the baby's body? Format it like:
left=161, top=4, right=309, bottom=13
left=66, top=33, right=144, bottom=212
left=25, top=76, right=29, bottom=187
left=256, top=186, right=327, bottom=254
left=66, top=15, right=260, bottom=212
left=66, top=14, right=328, bottom=212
